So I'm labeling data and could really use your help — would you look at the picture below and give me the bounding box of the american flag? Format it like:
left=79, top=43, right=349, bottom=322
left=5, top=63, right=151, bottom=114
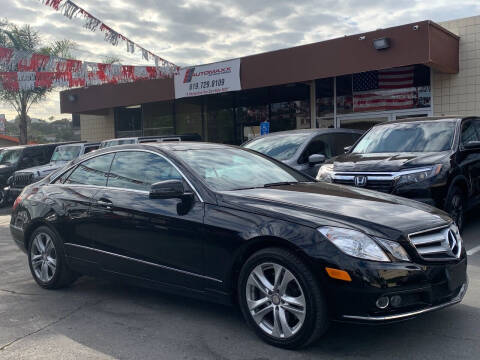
left=353, top=66, right=416, bottom=112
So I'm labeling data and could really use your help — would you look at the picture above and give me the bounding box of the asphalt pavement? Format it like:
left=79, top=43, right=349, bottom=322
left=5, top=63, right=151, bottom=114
left=0, top=208, right=479, bottom=360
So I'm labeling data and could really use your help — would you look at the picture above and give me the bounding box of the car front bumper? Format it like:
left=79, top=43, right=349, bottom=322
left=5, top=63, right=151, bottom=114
left=313, top=248, right=468, bottom=324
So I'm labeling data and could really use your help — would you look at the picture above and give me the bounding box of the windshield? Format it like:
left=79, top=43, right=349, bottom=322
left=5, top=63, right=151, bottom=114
left=51, top=145, right=81, bottom=162
left=352, top=121, right=456, bottom=153
left=244, top=133, right=309, bottom=161
left=179, top=148, right=311, bottom=191
left=0, top=149, right=22, bottom=165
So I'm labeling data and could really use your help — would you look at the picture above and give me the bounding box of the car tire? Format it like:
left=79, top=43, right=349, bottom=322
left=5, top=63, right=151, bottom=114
left=238, top=247, right=329, bottom=349
left=445, top=185, right=466, bottom=232
left=0, top=189, right=6, bottom=208
left=27, top=226, right=78, bottom=289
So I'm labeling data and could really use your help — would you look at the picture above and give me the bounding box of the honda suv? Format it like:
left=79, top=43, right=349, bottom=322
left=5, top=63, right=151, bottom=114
left=317, top=117, right=480, bottom=230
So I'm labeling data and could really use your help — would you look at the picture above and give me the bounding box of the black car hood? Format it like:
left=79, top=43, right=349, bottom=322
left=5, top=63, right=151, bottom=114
left=330, top=152, right=450, bottom=172
left=218, top=182, right=450, bottom=240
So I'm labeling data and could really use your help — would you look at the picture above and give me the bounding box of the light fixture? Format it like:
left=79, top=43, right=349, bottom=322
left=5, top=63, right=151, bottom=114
left=373, top=37, right=391, bottom=50
left=68, top=94, right=77, bottom=102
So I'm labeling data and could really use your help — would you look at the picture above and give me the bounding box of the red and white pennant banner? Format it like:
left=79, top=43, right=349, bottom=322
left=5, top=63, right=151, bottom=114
left=39, top=0, right=179, bottom=75
left=0, top=47, right=171, bottom=91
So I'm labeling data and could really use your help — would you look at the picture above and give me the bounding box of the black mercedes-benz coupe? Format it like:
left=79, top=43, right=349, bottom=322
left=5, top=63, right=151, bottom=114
left=10, top=143, right=468, bottom=349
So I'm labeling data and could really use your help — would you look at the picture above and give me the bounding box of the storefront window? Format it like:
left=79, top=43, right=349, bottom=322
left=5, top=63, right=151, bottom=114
left=236, top=88, right=269, bottom=143
left=175, top=97, right=204, bottom=139
left=316, top=78, right=334, bottom=128
left=115, top=106, right=142, bottom=138
left=338, top=65, right=431, bottom=114
left=270, top=83, right=310, bottom=132
left=142, top=101, right=174, bottom=136
left=206, top=93, right=235, bottom=144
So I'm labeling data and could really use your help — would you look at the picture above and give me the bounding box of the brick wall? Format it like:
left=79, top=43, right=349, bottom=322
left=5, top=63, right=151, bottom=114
left=80, top=109, right=115, bottom=142
left=433, top=16, right=480, bottom=116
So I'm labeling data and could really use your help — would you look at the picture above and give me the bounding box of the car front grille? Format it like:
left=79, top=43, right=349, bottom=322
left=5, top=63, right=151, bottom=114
left=333, top=177, right=394, bottom=193
left=12, top=172, right=34, bottom=188
left=408, top=226, right=462, bottom=261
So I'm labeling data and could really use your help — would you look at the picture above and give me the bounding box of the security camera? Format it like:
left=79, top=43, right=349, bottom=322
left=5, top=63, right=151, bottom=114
left=413, top=25, right=419, bottom=30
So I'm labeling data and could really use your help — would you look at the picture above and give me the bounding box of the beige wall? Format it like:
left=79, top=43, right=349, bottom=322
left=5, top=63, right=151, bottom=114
left=80, top=109, right=115, bottom=142
left=433, top=16, right=480, bottom=116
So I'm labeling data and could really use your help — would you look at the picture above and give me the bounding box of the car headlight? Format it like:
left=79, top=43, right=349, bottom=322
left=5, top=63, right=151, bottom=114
left=395, top=165, right=442, bottom=186
left=318, top=227, right=390, bottom=262
left=375, top=238, right=410, bottom=262
left=316, top=164, right=334, bottom=182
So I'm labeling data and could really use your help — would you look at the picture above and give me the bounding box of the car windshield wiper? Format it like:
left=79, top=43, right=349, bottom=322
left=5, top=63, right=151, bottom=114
left=263, top=181, right=298, bottom=188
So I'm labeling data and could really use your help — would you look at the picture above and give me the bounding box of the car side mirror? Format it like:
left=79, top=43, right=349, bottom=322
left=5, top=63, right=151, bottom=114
left=344, top=146, right=352, bottom=153
left=463, top=140, right=480, bottom=150
left=308, top=154, right=326, bottom=165
left=149, top=180, right=188, bottom=199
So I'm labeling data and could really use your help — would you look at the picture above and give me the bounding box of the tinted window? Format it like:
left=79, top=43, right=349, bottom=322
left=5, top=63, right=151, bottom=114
left=461, top=120, right=480, bottom=144
left=331, top=133, right=362, bottom=156
left=22, top=147, right=47, bottom=167
left=65, top=154, right=114, bottom=186
left=244, top=133, right=310, bottom=161
left=107, top=151, right=182, bottom=191
left=299, top=135, right=332, bottom=163
left=352, top=121, right=455, bottom=153
left=179, top=148, right=311, bottom=191
left=0, top=148, right=23, bottom=165
left=51, top=145, right=81, bottom=162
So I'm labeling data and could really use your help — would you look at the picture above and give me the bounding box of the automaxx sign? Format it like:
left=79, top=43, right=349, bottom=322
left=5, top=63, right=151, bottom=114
left=174, top=59, right=241, bottom=99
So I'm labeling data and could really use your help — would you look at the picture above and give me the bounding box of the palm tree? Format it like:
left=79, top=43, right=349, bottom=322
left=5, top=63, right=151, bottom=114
left=0, top=20, right=76, bottom=144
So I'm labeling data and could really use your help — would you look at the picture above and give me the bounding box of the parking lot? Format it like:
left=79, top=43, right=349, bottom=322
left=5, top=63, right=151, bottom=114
left=0, top=208, right=478, bottom=360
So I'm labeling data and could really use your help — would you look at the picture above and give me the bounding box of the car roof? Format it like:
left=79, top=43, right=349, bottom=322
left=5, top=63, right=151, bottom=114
left=146, top=142, right=231, bottom=151
left=257, top=128, right=363, bottom=137
left=377, top=116, right=469, bottom=126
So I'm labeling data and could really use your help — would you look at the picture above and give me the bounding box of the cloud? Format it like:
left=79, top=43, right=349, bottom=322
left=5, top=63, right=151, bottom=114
left=1, top=0, right=480, bottom=121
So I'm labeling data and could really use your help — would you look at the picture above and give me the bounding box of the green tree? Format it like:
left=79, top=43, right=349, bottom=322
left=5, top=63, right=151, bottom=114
left=0, top=20, right=76, bottom=144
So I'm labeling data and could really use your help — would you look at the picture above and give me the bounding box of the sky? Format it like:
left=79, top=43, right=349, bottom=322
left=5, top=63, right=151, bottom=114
left=1, top=0, right=480, bottom=121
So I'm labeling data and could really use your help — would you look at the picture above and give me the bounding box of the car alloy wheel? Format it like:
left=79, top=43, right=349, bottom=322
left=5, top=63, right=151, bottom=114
left=246, top=262, right=306, bottom=339
left=30, top=232, right=57, bottom=283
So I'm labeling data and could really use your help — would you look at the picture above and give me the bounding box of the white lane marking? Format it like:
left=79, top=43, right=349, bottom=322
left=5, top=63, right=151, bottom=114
left=467, top=244, right=480, bottom=256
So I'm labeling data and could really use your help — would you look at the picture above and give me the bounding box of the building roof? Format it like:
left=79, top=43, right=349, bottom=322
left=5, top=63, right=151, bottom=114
left=60, top=20, right=459, bottom=115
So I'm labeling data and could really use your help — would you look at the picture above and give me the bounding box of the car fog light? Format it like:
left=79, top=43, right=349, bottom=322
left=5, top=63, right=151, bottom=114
left=376, top=296, right=389, bottom=309
left=390, top=295, right=402, bottom=307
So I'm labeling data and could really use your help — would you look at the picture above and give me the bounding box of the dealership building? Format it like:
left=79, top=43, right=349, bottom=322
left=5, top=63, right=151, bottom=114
left=61, top=15, right=480, bottom=144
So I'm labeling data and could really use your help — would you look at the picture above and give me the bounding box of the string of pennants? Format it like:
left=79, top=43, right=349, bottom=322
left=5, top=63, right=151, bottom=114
left=0, top=47, right=172, bottom=91
left=39, top=0, right=178, bottom=74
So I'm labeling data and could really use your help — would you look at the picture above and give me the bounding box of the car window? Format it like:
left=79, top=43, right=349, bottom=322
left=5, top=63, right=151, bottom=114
left=51, top=145, right=82, bottom=162
left=299, top=135, right=332, bottom=163
left=64, top=154, right=114, bottom=186
left=0, top=148, right=23, bottom=165
left=22, top=147, right=45, bottom=167
left=243, top=133, right=310, bottom=161
left=461, top=120, right=480, bottom=144
left=352, top=121, right=455, bottom=153
left=107, top=151, right=182, bottom=192
left=179, top=148, right=311, bottom=191
left=330, top=133, right=362, bottom=156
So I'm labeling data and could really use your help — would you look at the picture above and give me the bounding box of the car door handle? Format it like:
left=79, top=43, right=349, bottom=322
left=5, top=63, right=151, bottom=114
left=97, top=199, right=113, bottom=209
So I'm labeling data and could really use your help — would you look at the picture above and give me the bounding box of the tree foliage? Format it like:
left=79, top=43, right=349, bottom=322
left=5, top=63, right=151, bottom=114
left=0, top=19, right=77, bottom=144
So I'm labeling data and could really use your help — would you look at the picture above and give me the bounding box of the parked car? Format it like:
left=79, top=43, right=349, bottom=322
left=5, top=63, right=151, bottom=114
left=5, top=142, right=100, bottom=203
left=10, top=143, right=467, bottom=349
left=242, top=129, right=363, bottom=177
left=99, top=134, right=202, bottom=148
left=0, top=142, right=81, bottom=206
left=316, top=117, right=480, bottom=230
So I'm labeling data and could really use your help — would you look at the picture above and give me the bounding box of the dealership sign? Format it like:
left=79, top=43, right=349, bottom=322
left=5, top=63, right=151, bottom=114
left=174, top=59, right=241, bottom=99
